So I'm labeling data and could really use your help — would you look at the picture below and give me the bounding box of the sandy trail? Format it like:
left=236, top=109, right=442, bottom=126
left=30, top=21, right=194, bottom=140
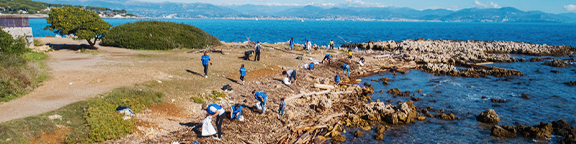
left=0, top=38, right=172, bottom=122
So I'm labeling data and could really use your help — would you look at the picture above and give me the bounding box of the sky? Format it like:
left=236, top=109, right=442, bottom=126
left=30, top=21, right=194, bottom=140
left=132, top=0, right=576, bottom=14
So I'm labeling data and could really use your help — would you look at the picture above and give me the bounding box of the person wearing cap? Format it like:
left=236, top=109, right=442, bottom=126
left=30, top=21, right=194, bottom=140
left=322, top=53, right=332, bottom=65
left=252, top=90, right=268, bottom=114
left=202, top=103, right=225, bottom=140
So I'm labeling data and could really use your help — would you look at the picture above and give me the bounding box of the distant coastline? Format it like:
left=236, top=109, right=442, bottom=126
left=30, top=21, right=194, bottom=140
left=0, top=14, right=149, bottom=19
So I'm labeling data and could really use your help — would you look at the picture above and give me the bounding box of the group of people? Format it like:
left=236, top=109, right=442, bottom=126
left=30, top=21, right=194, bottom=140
left=198, top=39, right=366, bottom=141
left=201, top=91, right=285, bottom=140
left=288, top=38, right=337, bottom=51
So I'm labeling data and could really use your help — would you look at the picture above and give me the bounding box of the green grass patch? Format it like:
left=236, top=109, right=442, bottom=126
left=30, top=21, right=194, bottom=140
left=0, top=87, right=164, bottom=143
left=23, top=52, right=47, bottom=61
left=33, top=39, right=42, bottom=47
left=191, top=96, right=206, bottom=104
left=206, top=90, right=226, bottom=101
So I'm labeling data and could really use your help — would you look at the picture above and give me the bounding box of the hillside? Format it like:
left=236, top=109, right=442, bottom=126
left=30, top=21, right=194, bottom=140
left=34, top=0, right=576, bottom=23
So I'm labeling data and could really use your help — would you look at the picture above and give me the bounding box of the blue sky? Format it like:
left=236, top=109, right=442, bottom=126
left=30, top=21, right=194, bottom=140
left=134, top=0, right=576, bottom=14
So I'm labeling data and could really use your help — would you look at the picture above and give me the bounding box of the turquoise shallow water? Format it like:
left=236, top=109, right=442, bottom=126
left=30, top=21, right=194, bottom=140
left=30, top=19, right=576, bottom=143
left=30, top=19, right=576, bottom=47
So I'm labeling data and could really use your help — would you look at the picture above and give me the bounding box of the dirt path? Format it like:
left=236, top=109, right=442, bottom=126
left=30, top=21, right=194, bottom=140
left=0, top=38, right=306, bottom=123
left=0, top=38, right=178, bottom=122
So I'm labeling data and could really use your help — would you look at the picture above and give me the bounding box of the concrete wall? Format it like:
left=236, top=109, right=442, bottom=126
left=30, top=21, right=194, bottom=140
left=2, top=27, right=34, bottom=47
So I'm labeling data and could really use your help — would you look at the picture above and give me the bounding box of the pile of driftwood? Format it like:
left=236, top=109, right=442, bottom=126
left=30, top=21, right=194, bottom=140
left=275, top=113, right=346, bottom=144
left=188, top=45, right=225, bottom=55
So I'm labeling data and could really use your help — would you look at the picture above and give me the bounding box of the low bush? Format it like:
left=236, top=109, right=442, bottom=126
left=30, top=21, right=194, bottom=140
left=207, top=90, right=226, bottom=101
left=191, top=96, right=206, bottom=104
left=101, top=21, right=221, bottom=50
left=0, top=30, right=27, bottom=55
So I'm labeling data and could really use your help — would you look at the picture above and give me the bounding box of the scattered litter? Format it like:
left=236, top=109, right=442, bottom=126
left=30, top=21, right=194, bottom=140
left=171, top=141, right=179, bottom=144
left=296, top=56, right=303, bottom=60
left=48, top=114, right=62, bottom=120
left=116, top=106, right=134, bottom=117
left=222, top=84, right=233, bottom=92
left=157, top=80, right=162, bottom=83
left=168, top=75, right=173, bottom=78
left=171, top=99, right=175, bottom=102
left=69, top=82, right=73, bottom=85
left=123, top=116, right=131, bottom=120
left=239, top=115, right=245, bottom=121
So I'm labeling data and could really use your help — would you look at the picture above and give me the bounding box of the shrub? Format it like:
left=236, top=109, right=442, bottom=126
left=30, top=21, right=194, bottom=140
left=33, top=39, right=43, bottom=46
left=207, top=90, right=226, bottom=101
left=0, top=30, right=28, bottom=55
left=191, top=96, right=206, bottom=104
left=0, top=53, right=46, bottom=102
left=101, top=21, right=220, bottom=50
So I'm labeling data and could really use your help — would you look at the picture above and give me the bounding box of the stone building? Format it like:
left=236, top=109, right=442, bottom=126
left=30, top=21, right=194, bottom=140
left=0, top=16, right=34, bottom=47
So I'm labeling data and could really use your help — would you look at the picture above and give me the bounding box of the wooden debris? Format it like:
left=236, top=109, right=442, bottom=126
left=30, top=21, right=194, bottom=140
left=313, top=84, right=335, bottom=90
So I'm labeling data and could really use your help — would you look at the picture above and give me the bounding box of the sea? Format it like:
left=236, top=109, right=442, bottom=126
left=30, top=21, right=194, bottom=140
left=30, top=18, right=576, bottom=143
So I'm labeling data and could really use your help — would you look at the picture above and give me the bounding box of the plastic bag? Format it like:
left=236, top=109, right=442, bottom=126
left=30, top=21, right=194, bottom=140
left=201, top=116, right=216, bottom=136
left=283, top=78, right=291, bottom=85
left=256, top=102, right=262, bottom=110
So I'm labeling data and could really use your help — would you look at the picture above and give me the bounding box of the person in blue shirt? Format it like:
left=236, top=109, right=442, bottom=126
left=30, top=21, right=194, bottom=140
left=334, top=74, right=340, bottom=84
left=201, top=52, right=210, bottom=78
left=230, top=104, right=243, bottom=120
left=309, top=62, right=315, bottom=70
left=202, top=103, right=225, bottom=140
left=239, top=64, right=247, bottom=85
left=279, top=98, right=285, bottom=116
left=342, top=64, right=350, bottom=77
left=322, top=54, right=332, bottom=65
left=252, top=90, right=268, bottom=114
left=290, top=38, right=294, bottom=51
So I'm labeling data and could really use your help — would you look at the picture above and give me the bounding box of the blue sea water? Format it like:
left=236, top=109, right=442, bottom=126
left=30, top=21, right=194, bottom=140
left=30, top=18, right=576, bottom=47
left=29, top=18, right=576, bottom=143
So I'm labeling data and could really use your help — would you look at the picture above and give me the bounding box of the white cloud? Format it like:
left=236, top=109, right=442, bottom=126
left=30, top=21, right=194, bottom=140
left=565, top=4, right=576, bottom=11
left=474, top=0, right=500, bottom=8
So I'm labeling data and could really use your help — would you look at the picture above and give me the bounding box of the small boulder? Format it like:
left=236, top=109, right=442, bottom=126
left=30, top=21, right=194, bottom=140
left=374, top=133, right=384, bottom=140
left=521, top=94, right=531, bottom=100
left=354, top=130, right=364, bottom=137
left=416, top=89, right=423, bottom=93
left=476, top=109, right=500, bottom=123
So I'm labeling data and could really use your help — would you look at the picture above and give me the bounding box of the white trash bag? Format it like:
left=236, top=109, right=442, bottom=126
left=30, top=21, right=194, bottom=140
left=201, top=116, right=217, bottom=136
left=256, top=102, right=262, bottom=110
left=283, top=77, right=291, bottom=85
left=239, top=115, right=245, bottom=121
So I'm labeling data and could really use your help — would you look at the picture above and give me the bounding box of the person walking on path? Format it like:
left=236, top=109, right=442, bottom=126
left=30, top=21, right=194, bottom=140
left=283, top=69, right=297, bottom=83
left=322, top=54, right=332, bottom=65
left=252, top=90, right=268, bottom=114
left=201, top=52, right=211, bottom=78
left=254, top=41, right=262, bottom=61
left=202, top=103, right=225, bottom=140
left=290, top=38, right=294, bottom=51
left=239, top=64, right=247, bottom=85
left=329, top=40, right=334, bottom=49
left=230, top=104, right=243, bottom=120
left=279, top=98, right=285, bottom=116
left=304, top=38, right=308, bottom=50
left=342, top=64, right=350, bottom=77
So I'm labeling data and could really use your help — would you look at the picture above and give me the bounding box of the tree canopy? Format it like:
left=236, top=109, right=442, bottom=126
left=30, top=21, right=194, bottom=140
left=44, top=7, right=112, bottom=48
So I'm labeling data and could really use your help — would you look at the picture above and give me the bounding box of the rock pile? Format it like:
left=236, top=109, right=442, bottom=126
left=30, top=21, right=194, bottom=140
left=476, top=109, right=500, bottom=123
left=565, top=81, right=576, bottom=86
left=543, top=59, right=569, bottom=67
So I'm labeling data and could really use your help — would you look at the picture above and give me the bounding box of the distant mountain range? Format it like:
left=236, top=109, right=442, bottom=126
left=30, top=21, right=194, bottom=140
left=35, top=0, right=576, bottom=23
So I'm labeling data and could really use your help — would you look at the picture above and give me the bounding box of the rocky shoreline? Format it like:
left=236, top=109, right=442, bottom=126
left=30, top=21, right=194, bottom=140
left=343, top=39, right=574, bottom=77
